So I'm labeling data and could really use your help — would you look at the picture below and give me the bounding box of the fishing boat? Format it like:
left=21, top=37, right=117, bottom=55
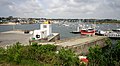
left=80, top=27, right=95, bottom=35
left=70, top=25, right=95, bottom=35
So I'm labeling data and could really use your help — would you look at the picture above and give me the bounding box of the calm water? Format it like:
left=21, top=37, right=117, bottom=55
left=0, top=23, right=120, bottom=39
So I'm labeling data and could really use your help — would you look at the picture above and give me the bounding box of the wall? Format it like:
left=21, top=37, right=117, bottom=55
left=58, top=37, right=108, bottom=55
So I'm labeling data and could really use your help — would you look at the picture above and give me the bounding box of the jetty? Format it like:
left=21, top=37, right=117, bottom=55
left=105, top=33, right=120, bottom=39
left=56, top=36, right=108, bottom=55
left=95, top=30, right=120, bottom=39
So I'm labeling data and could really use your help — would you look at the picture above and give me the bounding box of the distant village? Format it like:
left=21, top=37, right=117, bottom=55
left=0, top=16, right=119, bottom=25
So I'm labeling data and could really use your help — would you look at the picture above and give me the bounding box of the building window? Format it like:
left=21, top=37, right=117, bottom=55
left=43, top=25, right=47, bottom=28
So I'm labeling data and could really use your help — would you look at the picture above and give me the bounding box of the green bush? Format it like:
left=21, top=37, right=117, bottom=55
left=6, top=42, right=22, bottom=63
left=0, top=47, right=6, bottom=63
left=58, top=48, right=80, bottom=66
left=0, top=42, right=80, bottom=66
left=88, top=40, right=120, bottom=66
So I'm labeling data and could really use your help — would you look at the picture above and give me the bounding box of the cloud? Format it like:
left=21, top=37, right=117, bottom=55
left=45, top=0, right=100, bottom=18
left=8, top=0, right=44, bottom=17
left=0, top=0, right=120, bottom=19
left=0, top=0, right=15, bottom=16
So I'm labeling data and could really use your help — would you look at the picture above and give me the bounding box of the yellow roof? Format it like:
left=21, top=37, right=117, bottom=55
left=43, top=21, right=50, bottom=24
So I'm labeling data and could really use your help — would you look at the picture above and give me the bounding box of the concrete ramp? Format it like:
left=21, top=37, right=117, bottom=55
left=48, top=33, right=60, bottom=42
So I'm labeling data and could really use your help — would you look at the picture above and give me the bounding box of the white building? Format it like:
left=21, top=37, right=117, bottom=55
left=32, top=21, right=52, bottom=40
left=33, top=30, right=47, bottom=40
left=40, top=21, right=52, bottom=36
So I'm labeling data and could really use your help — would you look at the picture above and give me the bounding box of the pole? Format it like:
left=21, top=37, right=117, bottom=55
left=13, top=25, right=15, bottom=30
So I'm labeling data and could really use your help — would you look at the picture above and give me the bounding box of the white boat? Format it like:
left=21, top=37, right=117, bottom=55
left=63, top=24, right=69, bottom=26
left=95, top=30, right=107, bottom=36
left=112, top=29, right=120, bottom=32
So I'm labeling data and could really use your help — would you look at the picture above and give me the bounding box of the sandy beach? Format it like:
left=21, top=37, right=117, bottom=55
left=0, top=31, right=32, bottom=47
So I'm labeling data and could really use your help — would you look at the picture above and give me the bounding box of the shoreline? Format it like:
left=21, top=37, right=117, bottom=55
left=0, top=23, right=17, bottom=25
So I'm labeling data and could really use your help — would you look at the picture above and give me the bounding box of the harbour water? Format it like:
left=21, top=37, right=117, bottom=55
left=0, top=22, right=120, bottom=39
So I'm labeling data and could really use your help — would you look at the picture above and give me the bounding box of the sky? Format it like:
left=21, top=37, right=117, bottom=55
left=0, top=0, right=120, bottom=19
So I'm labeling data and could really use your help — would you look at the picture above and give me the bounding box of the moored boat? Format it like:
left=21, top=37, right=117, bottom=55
left=70, top=25, right=95, bottom=36
left=112, top=28, right=120, bottom=32
left=80, top=28, right=95, bottom=35
left=95, top=30, right=106, bottom=36
left=70, top=31, right=81, bottom=34
left=70, top=26, right=81, bottom=34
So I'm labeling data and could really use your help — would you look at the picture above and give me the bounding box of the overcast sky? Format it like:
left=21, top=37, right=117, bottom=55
left=0, top=0, right=120, bottom=19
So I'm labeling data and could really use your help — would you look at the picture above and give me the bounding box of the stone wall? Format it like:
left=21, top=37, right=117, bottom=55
left=62, top=37, right=108, bottom=55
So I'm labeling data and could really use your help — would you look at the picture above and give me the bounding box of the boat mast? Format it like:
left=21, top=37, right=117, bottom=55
left=13, top=25, right=15, bottom=30
left=93, top=19, right=96, bottom=35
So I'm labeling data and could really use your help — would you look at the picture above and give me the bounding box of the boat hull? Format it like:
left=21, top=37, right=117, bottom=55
left=80, top=30, right=95, bottom=35
left=112, top=30, right=120, bottom=32
left=70, top=31, right=81, bottom=34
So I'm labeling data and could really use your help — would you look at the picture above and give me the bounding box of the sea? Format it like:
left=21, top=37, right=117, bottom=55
left=0, top=22, right=120, bottom=39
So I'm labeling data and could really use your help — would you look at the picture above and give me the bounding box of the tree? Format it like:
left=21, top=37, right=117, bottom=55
left=7, top=16, right=13, bottom=21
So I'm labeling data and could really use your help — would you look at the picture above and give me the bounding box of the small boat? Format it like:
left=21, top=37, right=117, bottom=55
left=95, top=30, right=106, bottom=36
left=70, top=31, right=81, bottom=34
left=112, top=29, right=120, bottom=32
left=63, top=24, right=69, bottom=26
left=70, top=26, right=81, bottom=34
